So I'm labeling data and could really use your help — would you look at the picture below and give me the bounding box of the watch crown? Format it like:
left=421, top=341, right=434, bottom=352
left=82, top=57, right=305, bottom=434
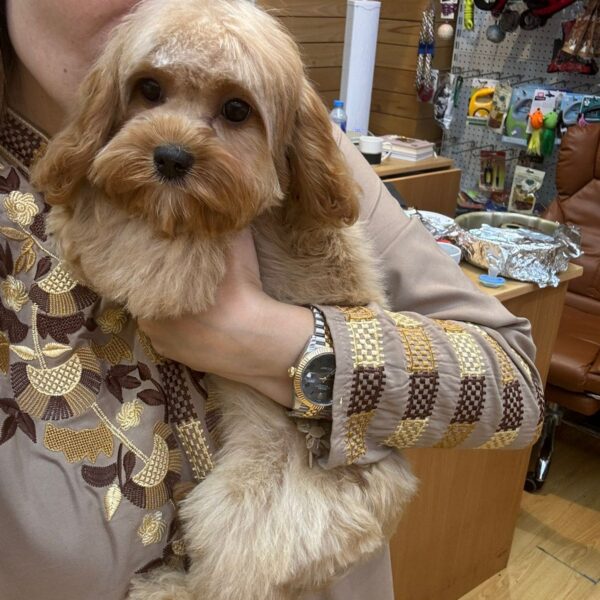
left=288, top=366, right=296, bottom=378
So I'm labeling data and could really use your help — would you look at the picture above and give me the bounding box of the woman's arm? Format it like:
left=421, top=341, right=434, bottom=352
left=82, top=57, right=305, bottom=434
left=316, top=128, right=543, bottom=467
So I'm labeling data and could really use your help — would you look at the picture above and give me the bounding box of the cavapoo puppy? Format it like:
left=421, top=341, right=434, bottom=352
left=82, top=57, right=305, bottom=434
left=32, top=0, right=417, bottom=598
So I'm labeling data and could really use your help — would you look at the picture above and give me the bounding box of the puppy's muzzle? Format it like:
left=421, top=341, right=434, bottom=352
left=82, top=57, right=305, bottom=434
left=154, top=144, right=194, bottom=180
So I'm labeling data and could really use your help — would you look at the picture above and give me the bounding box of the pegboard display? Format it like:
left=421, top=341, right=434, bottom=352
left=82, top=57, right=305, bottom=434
left=441, top=0, right=597, bottom=208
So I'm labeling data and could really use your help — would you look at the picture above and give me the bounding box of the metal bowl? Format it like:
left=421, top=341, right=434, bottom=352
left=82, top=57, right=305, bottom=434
left=454, top=212, right=559, bottom=235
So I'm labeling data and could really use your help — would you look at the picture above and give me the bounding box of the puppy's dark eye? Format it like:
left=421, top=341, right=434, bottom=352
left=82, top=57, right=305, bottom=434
left=221, top=99, right=251, bottom=123
left=138, top=78, right=163, bottom=103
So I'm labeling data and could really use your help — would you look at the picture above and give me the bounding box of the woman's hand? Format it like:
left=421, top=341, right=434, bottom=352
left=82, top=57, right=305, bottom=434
left=138, top=229, right=314, bottom=407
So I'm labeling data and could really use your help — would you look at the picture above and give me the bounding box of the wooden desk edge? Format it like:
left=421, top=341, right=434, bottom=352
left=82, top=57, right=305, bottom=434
left=461, top=262, right=584, bottom=302
left=373, top=156, right=454, bottom=178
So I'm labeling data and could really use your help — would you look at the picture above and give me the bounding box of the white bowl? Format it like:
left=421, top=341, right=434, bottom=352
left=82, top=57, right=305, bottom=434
left=437, top=241, right=461, bottom=264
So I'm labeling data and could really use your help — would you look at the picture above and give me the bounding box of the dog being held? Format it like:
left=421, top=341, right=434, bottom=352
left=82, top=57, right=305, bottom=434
left=31, top=1, right=417, bottom=598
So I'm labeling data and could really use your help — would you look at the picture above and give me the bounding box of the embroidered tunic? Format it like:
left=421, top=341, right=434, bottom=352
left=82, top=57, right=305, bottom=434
left=0, top=111, right=543, bottom=600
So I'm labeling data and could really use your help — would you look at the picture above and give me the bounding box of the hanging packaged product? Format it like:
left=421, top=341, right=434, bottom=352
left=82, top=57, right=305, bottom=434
left=415, top=2, right=436, bottom=102
left=479, top=151, right=508, bottom=207
left=525, top=89, right=563, bottom=156
left=503, top=85, right=537, bottom=146
left=467, top=78, right=498, bottom=125
left=508, top=166, right=545, bottom=214
left=581, top=96, right=600, bottom=123
left=487, top=82, right=513, bottom=133
left=433, top=72, right=460, bottom=130
left=560, top=92, right=585, bottom=127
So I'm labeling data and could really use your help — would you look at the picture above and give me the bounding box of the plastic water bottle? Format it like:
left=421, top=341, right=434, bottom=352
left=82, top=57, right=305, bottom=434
left=330, top=100, right=347, bottom=133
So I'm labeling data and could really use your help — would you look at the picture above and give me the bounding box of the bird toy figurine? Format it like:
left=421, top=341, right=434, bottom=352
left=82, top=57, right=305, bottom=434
left=527, top=108, right=544, bottom=156
left=540, top=110, right=558, bottom=157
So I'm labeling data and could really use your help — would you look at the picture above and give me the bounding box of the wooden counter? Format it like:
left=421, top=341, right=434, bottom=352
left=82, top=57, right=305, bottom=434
left=390, top=261, right=583, bottom=600
left=372, top=156, right=461, bottom=218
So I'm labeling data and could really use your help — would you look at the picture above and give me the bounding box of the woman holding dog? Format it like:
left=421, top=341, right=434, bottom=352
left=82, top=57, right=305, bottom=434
left=0, top=1, right=543, bottom=599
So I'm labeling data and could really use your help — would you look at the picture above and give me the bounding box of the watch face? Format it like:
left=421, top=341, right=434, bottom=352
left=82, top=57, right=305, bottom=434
left=301, top=353, right=335, bottom=405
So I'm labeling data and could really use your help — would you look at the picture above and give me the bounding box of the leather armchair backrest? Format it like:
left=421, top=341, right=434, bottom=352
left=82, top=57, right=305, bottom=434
left=544, top=125, right=600, bottom=304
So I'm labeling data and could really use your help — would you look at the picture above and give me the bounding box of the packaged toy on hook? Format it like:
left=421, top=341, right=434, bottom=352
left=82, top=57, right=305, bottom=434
left=468, top=78, right=497, bottom=124
left=508, top=166, right=545, bottom=214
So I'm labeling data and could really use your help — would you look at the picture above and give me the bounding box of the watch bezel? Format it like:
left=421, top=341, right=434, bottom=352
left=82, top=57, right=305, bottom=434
left=292, top=347, right=335, bottom=409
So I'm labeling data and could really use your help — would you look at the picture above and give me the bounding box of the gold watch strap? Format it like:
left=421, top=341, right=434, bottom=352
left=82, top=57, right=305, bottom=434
left=288, top=306, right=334, bottom=419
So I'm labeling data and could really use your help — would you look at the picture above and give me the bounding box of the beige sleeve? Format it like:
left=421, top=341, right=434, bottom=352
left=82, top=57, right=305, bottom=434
left=317, top=127, right=544, bottom=469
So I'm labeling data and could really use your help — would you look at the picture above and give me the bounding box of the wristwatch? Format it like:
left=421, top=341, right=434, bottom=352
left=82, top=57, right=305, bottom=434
left=288, top=306, right=335, bottom=419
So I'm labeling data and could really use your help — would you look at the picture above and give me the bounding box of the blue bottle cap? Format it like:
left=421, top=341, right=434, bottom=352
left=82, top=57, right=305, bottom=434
left=479, top=274, right=506, bottom=288
left=333, top=100, right=344, bottom=108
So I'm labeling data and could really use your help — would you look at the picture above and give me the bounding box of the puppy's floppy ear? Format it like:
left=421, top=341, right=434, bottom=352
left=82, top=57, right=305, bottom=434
left=31, top=53, right=122, bottom=205
left=285, top=80, right=359, bottom=229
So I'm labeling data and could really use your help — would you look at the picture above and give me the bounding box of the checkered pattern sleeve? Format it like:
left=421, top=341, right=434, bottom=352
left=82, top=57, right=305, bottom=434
left=316, top=304, right=544, bottom=468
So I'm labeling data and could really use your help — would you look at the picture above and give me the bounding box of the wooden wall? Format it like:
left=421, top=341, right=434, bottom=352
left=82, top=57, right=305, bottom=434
left=259, top=1, right=453, bottom=141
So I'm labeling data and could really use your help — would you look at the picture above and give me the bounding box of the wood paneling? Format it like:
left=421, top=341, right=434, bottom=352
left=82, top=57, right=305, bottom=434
left=280, top=17, right=346, bottom=43
left=308, top=67, right=342, bottom=92
left=260, top=0, right=452, bottom=139
left=370, top=112, right=440, bottom=140
left=259, top=0, right=347, bottom=17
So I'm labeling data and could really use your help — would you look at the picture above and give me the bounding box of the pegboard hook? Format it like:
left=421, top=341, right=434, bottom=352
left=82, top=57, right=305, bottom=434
left=470, top=144, right=495, bottom=158
left=453, top=67, right=481, bottom=77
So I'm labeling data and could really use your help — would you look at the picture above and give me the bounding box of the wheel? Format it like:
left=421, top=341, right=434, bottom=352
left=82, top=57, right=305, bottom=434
left=524, top=471, right=545, bottom=492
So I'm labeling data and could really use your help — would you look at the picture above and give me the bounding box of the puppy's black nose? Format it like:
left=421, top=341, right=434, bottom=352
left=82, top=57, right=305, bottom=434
left=153, top=145, right=194, bottom=180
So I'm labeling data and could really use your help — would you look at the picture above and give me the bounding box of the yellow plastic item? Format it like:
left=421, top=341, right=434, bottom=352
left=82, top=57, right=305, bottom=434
left=464, top=0, right=474, bottom=30
left=468, top=87, right=495, bottom=118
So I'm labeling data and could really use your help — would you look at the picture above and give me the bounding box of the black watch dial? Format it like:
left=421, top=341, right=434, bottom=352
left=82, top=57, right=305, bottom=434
left=301, top=352, right=336, bottom=405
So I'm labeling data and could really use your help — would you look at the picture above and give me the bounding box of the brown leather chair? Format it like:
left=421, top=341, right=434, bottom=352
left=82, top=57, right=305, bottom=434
left=527, top=124, right=600, bottom=490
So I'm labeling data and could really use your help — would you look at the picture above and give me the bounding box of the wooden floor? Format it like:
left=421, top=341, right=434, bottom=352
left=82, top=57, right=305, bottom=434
left=461, top=426, right=600, bottom=600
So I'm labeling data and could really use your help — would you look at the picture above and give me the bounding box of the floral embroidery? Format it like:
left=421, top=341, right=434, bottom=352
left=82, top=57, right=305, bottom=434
left=4, top=191, right=38, bottom=226
left=1, top=275, right=28, bottom=311
left=138, top=511, right=167, bottom=546
left=0, top=397, right=36, bottom=445
left=98, top=306, right=128, bottom=334
left=29, top=262, right=97, bottom=317
left=0, top=113, right=211, bottom=561
left=117, top=398, right=144, bottom=430
left=43, top=422, right=113, bottom=463
left=11, top=345, right=102, bottom=420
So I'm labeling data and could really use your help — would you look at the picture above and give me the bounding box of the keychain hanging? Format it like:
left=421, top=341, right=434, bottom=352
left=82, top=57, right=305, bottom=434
left=415, top=2, right=436, bottom=101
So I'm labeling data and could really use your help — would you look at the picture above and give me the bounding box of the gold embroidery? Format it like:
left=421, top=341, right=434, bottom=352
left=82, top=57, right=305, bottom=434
left=44, top=422, right=114, bottom=463
left=171, top=539, right=186, bottom=556
left=104, top=483, right=122, bottom=521
left=14, top=237, right=36, bottom=274
left=132, top=433, right=170, bottom=488
left=478, top=430, right=519, bottom=449
left=338, top=306, right=377, bottom=321
left=347, top=319, right=384, bottom=366
left=91, top=335, right=133, bottom=365
left=4, top=190, right=39, bottom=226
left=1, top=275, right=28, bottom=311
left=176, top=421, right=214, bottom=481
left=345, top=412, right=374, bottom=463
left=434, top=423, right=476, bottom=448
left=398, top=326, right=436, bottom=373
left=16, top=347, right=102, bottom=419
left=479, top=331, right=517, bottom=385
left=97, top=307, right=128, bottom=334
left=116, top=398, right=144, bottom=431
left=0, top=332, right=8, bottom=374
left=27, top=352, right=82, bottom=396
left=438, top=322, right=485, bottom=377
left=137, top=328, right=164, bottom=365
left=137, top=511, right=166, bottom=546
left=384, top=418, right=428, bottom=449
left=38, top=263, right=77, bottom=294
left=388, top=312, right=421, bottom=329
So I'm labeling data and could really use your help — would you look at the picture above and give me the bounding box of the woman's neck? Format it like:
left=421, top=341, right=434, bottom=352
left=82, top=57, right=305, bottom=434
left=7, top=59, right=66, bottom=136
